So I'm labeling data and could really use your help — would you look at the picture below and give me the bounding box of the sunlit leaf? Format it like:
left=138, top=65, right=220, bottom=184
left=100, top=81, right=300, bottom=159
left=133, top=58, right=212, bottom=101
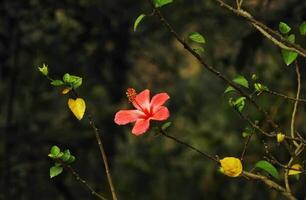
left=68, top=98, right=86, bottom=120
left=51, top=80, right=64, bottom=86
left=255, top=160, right=279, bottom=180
left=50, top=166, right=63, bottom=178
left=154, top=0, right=173, bottom=8
left=162, top=122, right=172, bottom=131
left=300, top=22, right=306, bottom=36
left=281, top=50, right=298, bottom=66
left=50, top=145, right=61, bottom=157
left=233, top=75, right=249, bottom=88
left=189, top=32, right=206, bottom=44
left=289, top=164, right=303, bottom=175
left=224, top=86, right=235, bottom=94
left=134, top=14, right=145, bottom=32
left=279, top=22, right=291, bottom=34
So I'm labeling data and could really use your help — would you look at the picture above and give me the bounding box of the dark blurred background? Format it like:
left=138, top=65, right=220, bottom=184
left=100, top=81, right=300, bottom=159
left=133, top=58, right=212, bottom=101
left=0, top=0, right=306, bottom=199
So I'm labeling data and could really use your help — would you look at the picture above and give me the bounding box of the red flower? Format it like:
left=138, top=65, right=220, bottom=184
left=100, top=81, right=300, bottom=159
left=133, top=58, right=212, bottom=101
left=115, top=88, right=170, bottom=136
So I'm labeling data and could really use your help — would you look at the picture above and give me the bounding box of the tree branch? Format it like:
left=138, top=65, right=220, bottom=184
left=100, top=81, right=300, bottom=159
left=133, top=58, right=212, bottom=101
left=148, top=0, right=279, bottom=130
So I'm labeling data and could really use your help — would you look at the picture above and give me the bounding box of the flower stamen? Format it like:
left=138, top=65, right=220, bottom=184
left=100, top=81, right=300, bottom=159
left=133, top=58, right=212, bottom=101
left=126, top=88, right=137, bottom=103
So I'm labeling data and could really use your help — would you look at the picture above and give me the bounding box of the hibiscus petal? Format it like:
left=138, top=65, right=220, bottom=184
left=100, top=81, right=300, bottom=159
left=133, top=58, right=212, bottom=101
left=133, top=89, right=150, bottom=111
left=114, top=110, right=144, bottom=125
left=150, top=93, right=170, bottom=110
left=151, top=106, right=170, bottom=121
left=132, top=119, right=150, bottom=135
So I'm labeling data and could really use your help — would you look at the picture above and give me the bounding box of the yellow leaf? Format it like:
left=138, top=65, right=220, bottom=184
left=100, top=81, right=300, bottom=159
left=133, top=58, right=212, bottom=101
left=62, top=88, right=71, bottom=95
left=68, top=98, right=86, bottom=120
left=289, top=164, right=303, bottom=175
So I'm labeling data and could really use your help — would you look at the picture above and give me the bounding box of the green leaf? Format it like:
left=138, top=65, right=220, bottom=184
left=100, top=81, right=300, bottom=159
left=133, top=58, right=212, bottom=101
left=255, top=160, right=280, bottom=180
left=63, top=73, right=71, bottom=82
left=50, top=166, right=63, bottom=178
left=70, top=76, right=82, bottom=89
left=224, top=86, right=235, bottom=94
left=287, top=34, right=295, bottom=43
left=38, top=64, right=49, bottom=76
left=233, top=75, right=249, bottom=88
left=189, top=32, right=206, bottom=44
left=281, top=49, right=298, bottom=66
left=161, top=122, right=172, bottom=131
left=134, top=14, right=145, bottom=32
left=67, top=155, right=76, bottom=163
left=251, top=74, right=258, bottom=81
left=279, top=22, right=291, bottom=34
left=60, top=150, right=71, bottom=162
left=51, top=80, right=64, bottom=86
left=242, top=132, right=251, bottom=137
left=254, top=83, right=269, bottom=92
left=192, top=47, right=204, bottom=55
left=299, top=22, right=306, bottom=36
left=50, top=146, right=61, bottom=157
left=234, top=97, right=246, bottom=112
left=63, top=73, right=82, bottom=88
left=154, top=0, right=173, bottom=8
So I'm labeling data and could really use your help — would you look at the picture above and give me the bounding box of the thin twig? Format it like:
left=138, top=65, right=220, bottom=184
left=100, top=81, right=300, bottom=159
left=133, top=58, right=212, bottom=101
left=290, top=62, right=301, bottom=147
left=86, top=114, right=118, bottom=200
left=235, top=110, right=306, bottom=144
left=214, top=0, right=306, bottom=57
left=265, top=90, right=306, bottom=103
left=240, top=132, right=253, bottom=162
left=160, top=129, right=219, bottom=163
left=62, top=162, right=108, bottom=200
left=148, top=0, right=278, bottom=130
left=71, top=90, right=118, bottom=200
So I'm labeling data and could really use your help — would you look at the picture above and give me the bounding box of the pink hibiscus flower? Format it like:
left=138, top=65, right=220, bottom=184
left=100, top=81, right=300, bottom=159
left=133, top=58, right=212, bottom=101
left=114, top=88, right=170, bottom=136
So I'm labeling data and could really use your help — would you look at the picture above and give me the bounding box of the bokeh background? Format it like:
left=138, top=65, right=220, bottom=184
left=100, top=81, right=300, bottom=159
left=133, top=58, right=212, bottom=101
left=1, top=0, right=306, bottom=199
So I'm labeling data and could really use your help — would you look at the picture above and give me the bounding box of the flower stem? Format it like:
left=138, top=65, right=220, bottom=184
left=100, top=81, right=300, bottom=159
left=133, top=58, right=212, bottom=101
left=160, top=129, right=219, bottom=163
left=87, top=113, right=118, bottom=200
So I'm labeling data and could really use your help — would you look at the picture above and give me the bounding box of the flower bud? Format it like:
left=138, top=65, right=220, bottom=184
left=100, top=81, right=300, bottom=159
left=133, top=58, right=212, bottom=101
left=277, top=133, right=285, bottom=143
left=220, top=157, right=243, bottom=177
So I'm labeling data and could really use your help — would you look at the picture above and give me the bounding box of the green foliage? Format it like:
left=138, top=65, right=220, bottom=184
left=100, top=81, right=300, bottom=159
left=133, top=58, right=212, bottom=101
left=154, top=0, right=173, bottom=8
left=189, top=32, right=206, bottom=44
left=192, top=47, right=204, bottom=55
left=161, top=121, right=172, bottom=131
left=251, top=74, right=258, bottom=81
left=38, top=64, right=49, bottom=76
left=233, top=75, right=249, bottom=88
left=300, top=21, right=306, bottom=36
left=50, top=145, right=61, bottom=157
left=229, top=97, right=246, bottom=112
left=255, top=160, right=280, bottom=180
left=50, top=80, right=65, bottom=86
left=134, top=14, right=146, bottom=32
left=62, top=73, right=83, bottom=89
left=281, top=33, right=298, bottom=66
left=224, top=86, right=235, bottom=94
left=287, top=34, right=295, bottom=43
left=48, top=145, right=76, bottom=178
left=254, top=83, right=269, bottom=93
left=50, top=166, right=63, bottom=178
left=281, top=50, right=298, bottom=66
left=279, top=22, right=291, bottom=34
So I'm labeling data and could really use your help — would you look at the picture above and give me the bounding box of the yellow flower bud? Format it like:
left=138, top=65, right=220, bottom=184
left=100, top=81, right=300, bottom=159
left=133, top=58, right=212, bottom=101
left=220, top=157, right=243, bottom=177
left=288, top=164, right=303, bottom=175
left=277, top=133, right=285, bottom=143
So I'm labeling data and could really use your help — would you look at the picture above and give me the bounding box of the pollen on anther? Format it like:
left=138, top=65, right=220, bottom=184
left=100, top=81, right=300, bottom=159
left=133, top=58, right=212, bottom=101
left=126, top=88, right=137, bottom=103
